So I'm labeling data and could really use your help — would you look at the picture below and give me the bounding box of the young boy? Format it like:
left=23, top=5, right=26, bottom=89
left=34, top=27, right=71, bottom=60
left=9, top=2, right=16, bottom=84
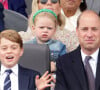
left=0, top=30, right=55, bottom=90
left=26, top=9, right=67, bottom=72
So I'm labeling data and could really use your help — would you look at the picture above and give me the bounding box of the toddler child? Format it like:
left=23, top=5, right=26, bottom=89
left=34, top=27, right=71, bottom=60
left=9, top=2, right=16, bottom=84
left=26, top=9, right=67, bottom=72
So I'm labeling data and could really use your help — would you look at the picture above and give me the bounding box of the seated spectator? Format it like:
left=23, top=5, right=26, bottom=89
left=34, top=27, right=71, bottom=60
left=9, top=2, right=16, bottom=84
left=0, top=0, right=27, bottom=17
left=25, top=9, right=67, bottom=72
left=0, top=2, right=4, bottom=31
left=0, top=29, right=55, bottom=90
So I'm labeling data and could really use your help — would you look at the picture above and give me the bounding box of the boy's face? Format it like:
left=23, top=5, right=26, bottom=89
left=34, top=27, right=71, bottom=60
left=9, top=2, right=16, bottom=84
left=0, top=38, right=23, bottom=68
left=33, top=17, right=56, bottom=44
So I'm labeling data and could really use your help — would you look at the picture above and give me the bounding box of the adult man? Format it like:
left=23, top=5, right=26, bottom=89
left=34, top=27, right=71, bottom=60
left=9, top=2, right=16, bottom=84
left=0, top=30, right=55, bottom=90
left=55, top=10, right=100, bottom=90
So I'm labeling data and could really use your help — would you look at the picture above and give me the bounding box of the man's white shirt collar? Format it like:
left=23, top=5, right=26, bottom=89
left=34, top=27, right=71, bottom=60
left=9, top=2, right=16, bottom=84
left=81, top=48, right=99, bottom=64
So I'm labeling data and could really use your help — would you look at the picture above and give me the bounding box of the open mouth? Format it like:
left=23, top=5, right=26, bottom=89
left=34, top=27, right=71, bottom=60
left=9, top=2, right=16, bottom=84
left=6, top=56, right=14, bottom=59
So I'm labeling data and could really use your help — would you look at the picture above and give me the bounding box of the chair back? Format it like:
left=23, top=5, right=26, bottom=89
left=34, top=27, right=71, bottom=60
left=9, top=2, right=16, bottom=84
left=4, top=9, right=28, bottom=32
left=19, top=44, right=50, bottom=75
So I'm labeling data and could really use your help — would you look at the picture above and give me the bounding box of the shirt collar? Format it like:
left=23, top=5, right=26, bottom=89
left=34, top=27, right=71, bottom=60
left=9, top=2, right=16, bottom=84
left=81, top=48, right=99, bottom=64
left=0, top=64, right=18, bottom=76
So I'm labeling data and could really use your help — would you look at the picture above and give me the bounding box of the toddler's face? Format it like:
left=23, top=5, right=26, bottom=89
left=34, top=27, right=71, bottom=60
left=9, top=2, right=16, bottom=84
left=34, top=17, right=56, bottom=44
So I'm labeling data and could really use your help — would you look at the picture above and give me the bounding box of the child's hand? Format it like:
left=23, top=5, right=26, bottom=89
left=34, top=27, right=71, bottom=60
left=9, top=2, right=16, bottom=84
left=35, top=71, right=56, bottom=90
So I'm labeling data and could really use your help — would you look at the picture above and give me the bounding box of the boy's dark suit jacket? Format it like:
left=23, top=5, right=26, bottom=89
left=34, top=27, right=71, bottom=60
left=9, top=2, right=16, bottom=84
left=18, top=65, right=40, bottom=90
left=8, top=0, right=27, bottom=17
left=0, top=64, right=40, bottom=90
left=55, top=46, right=100, bottom=90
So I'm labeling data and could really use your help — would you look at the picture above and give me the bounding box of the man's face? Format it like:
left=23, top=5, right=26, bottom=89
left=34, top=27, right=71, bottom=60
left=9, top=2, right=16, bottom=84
left=60, top=0, right=81, bottom=10
left=0, top=38, right=23, bottom=68
left=76, top=12, right=100, bottom=53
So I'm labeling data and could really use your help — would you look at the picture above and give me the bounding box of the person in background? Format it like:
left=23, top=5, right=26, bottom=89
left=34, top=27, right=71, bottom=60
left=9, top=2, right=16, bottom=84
left=55, top=10, right=100, bottom=90
left=0, top=0, right=27, bottom=17
left=86, top=0, right=100, bottom=16
left=26, top=9, right=67, bottom=73
left=0, top=29, right=55, bottom=90
left=0, top=2, right=4, bottom=32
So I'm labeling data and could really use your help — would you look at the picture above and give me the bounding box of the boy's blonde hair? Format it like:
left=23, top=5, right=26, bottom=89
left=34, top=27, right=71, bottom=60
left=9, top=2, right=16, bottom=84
left=0, top=30, right=23, bottom=48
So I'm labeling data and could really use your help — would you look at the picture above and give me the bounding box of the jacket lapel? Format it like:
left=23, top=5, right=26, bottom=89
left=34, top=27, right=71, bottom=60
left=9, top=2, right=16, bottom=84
left=72, top=47, right=88, bottom=90
left=95, top=49, right=100, bottom=90
left=18, top=65, right=29, bottom=90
